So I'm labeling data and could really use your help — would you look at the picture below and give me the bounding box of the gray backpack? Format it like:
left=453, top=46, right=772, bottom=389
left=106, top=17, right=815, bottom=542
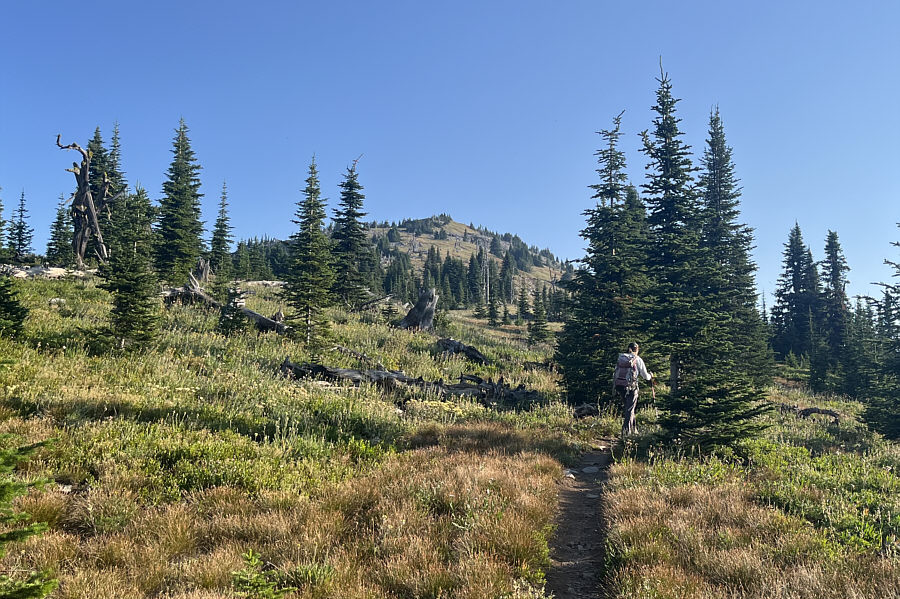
left=614, top=353, right=638, bottom=390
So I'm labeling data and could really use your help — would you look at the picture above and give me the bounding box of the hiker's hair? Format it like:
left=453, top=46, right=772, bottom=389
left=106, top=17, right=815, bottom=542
left=627, top=342, right=639, bottom=352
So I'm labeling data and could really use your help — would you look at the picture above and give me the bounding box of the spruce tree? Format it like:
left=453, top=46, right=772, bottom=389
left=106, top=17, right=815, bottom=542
left=820, top=230, right=850, bottom=389
left=99, top=187, right=160, bottom=349
left=865, top=224, right=900, bottom=439
left=698, top=108, right=772, bottom=388
left=46, top=195, right=75, bottom=267
left=284, top=158, right=335, bottom=349
left=331, top=162, right=372, bottom=307
left=556, top=112, right=649, bottom=405
left=642, top=72, right=766, bottom=447
left=0, top=275, right=28, bottom=338
left=772, top=224, right=821, bottom=358
left=0, top=187, right=7, bottom=260
left=528, top=289, right=550, bottom=344
left=155, top=119, right=204, bottom=283
left=10, top=191, right=33, bottom=262
left=209, top=181, right=234, bottom=286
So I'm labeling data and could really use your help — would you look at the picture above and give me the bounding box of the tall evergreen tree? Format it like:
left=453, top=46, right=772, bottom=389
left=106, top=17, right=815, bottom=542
left=284, top=158, right=335, bottom=348
left=556, top=112, right=649, bottom=405
left=820, top=230, right=850, bottom=389
left=771, top=223, right=821, bottom=358
left=0, top=187, right=7, bottom=259
left=209, top=181, right=234, bottom=284
left=698, top=108, right=772, bottom=388
left=155, top=119, right=204, bottom=283
left=642, top=72, right=766, bottom=447
left=865, top=224, right=900, bottom=438
left=99, top=187, right=160, bottom=349
left=0, top=274, right=28, bottom=338
left=528, top=289, right=550, bottom=344
left=10, top=191, right=34, bottom=261
left=46, top=195, right=75, bottom=267
left=331, top=162, right=372, bottom=307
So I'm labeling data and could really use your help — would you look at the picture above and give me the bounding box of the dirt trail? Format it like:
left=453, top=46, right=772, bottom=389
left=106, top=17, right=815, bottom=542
left=545, top=445, right=611, bottom=599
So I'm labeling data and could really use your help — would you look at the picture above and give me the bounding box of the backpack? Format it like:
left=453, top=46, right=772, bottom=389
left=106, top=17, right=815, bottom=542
left=614, top=353, right=638, bottom=390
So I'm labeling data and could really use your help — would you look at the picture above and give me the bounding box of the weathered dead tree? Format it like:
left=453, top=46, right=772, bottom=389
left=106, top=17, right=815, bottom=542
left=162, top=273, right=289, bottom=334
left=436, top=337, right=489, bottom=365
left=56, top=135, right=122, bottom=269
left=280, top=358, right=542, bottom=410
left=399, top=288, right=438, bottom=330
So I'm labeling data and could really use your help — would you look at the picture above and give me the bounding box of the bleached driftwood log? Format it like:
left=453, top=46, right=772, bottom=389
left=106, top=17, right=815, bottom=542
left=436, top=337, right=489, bottom=365
left=280, top=357, right=541, bottom=409
left=162, top=273, right=289, bottom=334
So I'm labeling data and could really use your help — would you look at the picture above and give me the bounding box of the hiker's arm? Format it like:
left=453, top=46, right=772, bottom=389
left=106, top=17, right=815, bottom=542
left=636, top=358, right=652, bottom=380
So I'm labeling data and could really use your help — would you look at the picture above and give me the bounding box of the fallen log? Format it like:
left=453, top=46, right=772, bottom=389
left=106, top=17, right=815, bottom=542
left=777, top=403, right=842, bottom=423
left=163, top=274, right=289, bottom=334
left=329, top=344, right=386, bottom=370
left=280, top=358, right=542, bottom=409
left=436, top=337, right=489, bottom=365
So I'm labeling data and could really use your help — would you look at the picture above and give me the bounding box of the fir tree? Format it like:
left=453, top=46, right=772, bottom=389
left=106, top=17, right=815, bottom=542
left=10, top=191, right=34, bottom=262
left=864, top=224, right=900, bottom=439
left=46, top=195, right=75, bottom=267
left=487, top=289, right=499, bottom=326
left=527, top=289, right=550, bottom=344
left=642, top=72, right=766, bottom=447
left=698, top=108, right=772, bottom=388
left=467, top=253, right=483, bottom=306
left=0, top=187, right=7, bottom=259
left=517, top=284, right=529, bottom=323
left=772, top=224, right=821, bottom=358
left=0, top=275, right=28, bottom=338
left=233, top=241, right=251, bottom=279
left=155, top=119, right=204, bottom=283
left=556, top=112, right=649, bottom=405
left=99, top=187, right=160, bottom=349
left=820, top=230, right=850, bottom=390
left=284, top=158, right=335, bottom=349
left=331, top=162, right=373, bottom=307
left=209, top=181, right=234, bottom=286
left=218, top=287, right=249, bottom=336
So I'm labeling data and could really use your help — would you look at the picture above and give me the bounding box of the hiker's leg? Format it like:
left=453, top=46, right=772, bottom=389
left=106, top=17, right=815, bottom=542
left=623, top=389, right=638, bottom=435
left=616, top=386, right=628, bottom=435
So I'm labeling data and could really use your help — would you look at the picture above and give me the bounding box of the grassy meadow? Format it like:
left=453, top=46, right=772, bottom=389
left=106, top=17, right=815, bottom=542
left=1, top=277, right=898, bottom=598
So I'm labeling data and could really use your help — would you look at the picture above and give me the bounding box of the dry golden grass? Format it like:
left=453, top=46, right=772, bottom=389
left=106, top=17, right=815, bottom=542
left=605, top=462, right=900, bottom=598
left=3, top=445, right=558, bottom=598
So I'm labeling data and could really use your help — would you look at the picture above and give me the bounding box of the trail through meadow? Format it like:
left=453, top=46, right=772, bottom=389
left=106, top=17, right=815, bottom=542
left=545, top=445, right=611, bottom=599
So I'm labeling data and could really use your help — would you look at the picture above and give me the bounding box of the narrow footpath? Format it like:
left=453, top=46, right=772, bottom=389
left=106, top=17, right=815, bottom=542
left=544, top=445, right=611, bottom=599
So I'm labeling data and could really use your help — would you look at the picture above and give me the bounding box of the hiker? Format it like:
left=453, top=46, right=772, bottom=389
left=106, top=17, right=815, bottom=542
left=613, top=342, right=653, bottom=436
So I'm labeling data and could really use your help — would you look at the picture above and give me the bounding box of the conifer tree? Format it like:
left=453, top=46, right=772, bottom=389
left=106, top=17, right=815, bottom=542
left=528, top=289, right=549, bottom=344
left=820, top=230, right=850, bottom=389
left=155, top=119, right=204, bottom=283
left=467, top=253, right=483, bottom=306
left=233, top=241, right=251, bottom=279
left=10, top=191, right=33, bottom=262
left=0, top=187, right=7, bottom=259
left=772, top=224, right=821, bottom=358
left=517, top=284, right=529, bottom=323
left=865, top=224, right=900, bottom=438
left=46, top=195, right=75, bottom=267
left=284, top=158, right=335, bottom=348
left=209, top=181, right=234, bottom=285
left=331, top=162, right=373, bottom=307
left=698, top=108, right=772, bottom=388
left=642, top=72, right=766, bottom=447
left=556, top=112, right=649, bottom=405
left=99, top=187, right=160, bottom=349
left=0, top=274, right=28, bottom=338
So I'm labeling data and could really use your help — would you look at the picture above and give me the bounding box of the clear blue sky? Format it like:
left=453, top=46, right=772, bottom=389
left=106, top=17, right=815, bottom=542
left=2, top=0, right=898, bottom=299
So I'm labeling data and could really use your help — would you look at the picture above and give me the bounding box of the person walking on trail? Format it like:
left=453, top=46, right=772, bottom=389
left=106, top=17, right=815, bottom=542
left=613, top=342, right=653, bottom=436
